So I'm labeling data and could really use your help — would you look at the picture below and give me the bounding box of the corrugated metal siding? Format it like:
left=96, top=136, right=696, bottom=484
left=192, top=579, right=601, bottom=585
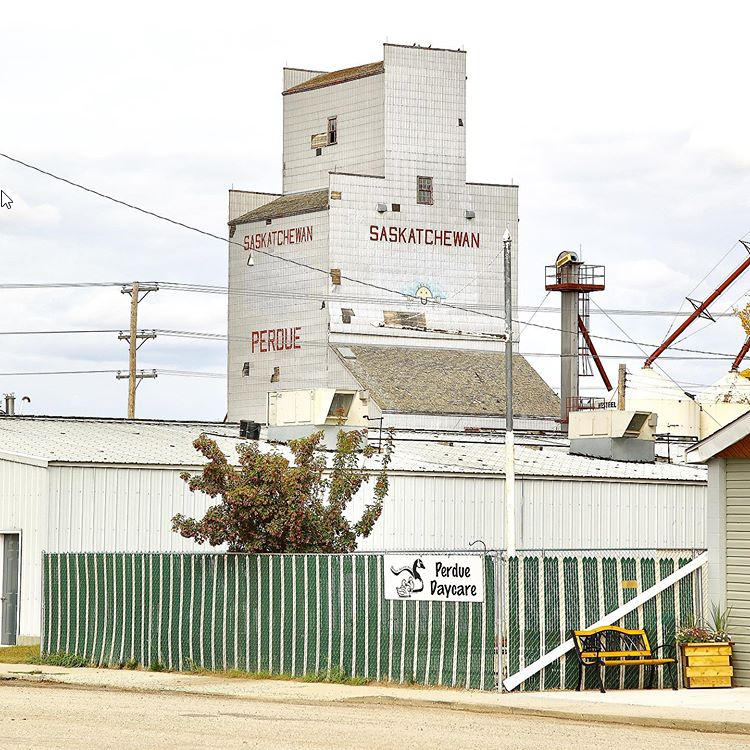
left=0, top=458, right=47, bottom=638
left=356, top=475, right=502, bottom=550
left=47, top=466, right=221, bottom=553
left=353, top=474, right=706, bottom=552
left=519, top=479, right=706, bottom=550
left=726, top=459, right=750, bottom=685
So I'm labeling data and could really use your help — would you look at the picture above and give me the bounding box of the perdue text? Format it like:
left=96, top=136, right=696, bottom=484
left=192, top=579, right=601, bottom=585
left=251, top=327, right=301, bottom=353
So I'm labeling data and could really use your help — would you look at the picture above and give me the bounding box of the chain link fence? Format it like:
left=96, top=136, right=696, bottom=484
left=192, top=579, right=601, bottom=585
left=42, top=552, right=495, bottom=690
left=42, top=549, right=705, bottom=692
left=500, top=550, right=705, bottom=691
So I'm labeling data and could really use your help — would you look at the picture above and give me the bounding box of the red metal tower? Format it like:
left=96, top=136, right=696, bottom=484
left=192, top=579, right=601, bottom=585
left=545, top=252, right=609, bottom=423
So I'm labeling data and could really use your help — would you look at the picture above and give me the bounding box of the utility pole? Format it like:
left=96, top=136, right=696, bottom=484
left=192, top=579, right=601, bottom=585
left=503, top=228, right=516, bottom=557
left=618, top=364, right=626, bottom=410
left=119, top=282, right=159, bottom=418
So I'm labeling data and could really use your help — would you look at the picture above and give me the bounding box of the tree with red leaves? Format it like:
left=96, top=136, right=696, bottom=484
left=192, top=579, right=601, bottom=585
left=172, top=428, right=393, bottom=553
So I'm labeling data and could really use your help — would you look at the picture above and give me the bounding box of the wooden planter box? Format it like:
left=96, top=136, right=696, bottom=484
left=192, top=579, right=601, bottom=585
left=680, top=642, right=733, bottom=688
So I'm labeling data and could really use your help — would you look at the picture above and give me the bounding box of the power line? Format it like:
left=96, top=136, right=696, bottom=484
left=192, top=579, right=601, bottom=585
left=0, top=324, right=743, bottom=360
left=0, top=282, right=125, bottom=290
left=0, top=273, right=746, bottom=317
left=0, top=368, right=225, bottom=378
left=3, top=151, right=748, bottom=364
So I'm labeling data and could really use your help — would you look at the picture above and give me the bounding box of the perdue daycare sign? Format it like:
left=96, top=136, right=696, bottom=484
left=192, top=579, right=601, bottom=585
left=384, top=554, right=485, bottom=602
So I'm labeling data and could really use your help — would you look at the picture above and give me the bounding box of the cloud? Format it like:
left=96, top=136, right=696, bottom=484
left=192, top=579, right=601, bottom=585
left=0, top=191, right=60, bottom=231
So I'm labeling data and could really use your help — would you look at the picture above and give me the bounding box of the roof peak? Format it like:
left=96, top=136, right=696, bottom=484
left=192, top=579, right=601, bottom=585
left=282, top=61, right=384, bottom=96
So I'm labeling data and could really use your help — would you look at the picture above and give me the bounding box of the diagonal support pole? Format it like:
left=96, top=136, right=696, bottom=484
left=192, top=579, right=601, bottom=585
left=502, top=551, right=708, bottom=692
left=577, top=316, right=612, bottom=391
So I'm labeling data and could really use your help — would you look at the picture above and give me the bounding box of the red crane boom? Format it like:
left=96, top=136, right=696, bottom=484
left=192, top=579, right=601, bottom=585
left=644, top=240, right=750, bottom=369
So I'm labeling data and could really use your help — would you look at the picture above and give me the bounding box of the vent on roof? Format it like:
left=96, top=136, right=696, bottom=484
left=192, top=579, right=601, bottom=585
left=383, top=310, right=427, bottom=329
left=568, top=410, right=657, bottom=463
left=328, top=392, right=354, bottom=419
left=239, top=420, right=261, bottom=440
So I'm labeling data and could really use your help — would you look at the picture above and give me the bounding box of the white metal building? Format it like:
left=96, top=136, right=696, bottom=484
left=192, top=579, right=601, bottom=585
left=227, top=44, right=535, bottom=426
left=0, top=417, right=706, bottom=645
left=0, top=418, right=245, bottom=644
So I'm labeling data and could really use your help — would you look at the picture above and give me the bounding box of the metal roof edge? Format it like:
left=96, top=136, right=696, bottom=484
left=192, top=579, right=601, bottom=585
left=228, top=189, right=281, bottom=197
left=0, top=449, right=49, bottom=468
left=384, top=469, right=706, bottom=484
left=685, top=410, right=750, bottom=463
left=47, top=461, right=209, bottom=471
left=0, top=415, right=239, bottom=427
left=383, top=43, right=466, bottom=54
left=466, top=181, right=519, bottom=189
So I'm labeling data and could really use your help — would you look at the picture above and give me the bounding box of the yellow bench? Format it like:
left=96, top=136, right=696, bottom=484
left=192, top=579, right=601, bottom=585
left=571, top=625, right=678, bottom=692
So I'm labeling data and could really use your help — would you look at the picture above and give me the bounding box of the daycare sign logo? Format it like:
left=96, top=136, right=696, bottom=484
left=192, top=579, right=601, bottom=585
left=384, top=555, right=485, bottom=603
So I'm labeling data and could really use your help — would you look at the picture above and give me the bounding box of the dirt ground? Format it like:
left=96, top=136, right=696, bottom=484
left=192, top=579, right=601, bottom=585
left=0, top=681, right=748, bottom=750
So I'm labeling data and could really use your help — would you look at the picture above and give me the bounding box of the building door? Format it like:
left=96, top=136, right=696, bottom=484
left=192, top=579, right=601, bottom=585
left=1, top=534, right=20, bottom=645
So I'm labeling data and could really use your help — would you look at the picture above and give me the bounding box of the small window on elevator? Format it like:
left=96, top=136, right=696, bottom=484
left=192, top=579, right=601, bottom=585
left=327, top=116, right=338, bottom=145
left=417, top=176, right=433, bottom=205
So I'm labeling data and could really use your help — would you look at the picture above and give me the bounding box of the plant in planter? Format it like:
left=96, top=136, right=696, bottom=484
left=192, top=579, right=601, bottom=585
left=676, top=605, right=733, bottom=688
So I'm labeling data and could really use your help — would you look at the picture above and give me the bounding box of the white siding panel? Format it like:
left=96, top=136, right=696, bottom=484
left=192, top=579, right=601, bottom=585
left=725, top=459, right=750, bottom=685
left=0, top=458, right=47, bottom=639
left=355, top=475, right=502, bottom=551
left=47, top=466, right=223, bottom=553
left=352, top=474, right=705, bottom=552
left=519, top=478, right=706, bottom=550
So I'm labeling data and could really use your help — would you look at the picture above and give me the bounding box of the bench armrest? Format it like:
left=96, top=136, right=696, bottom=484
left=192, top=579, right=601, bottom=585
left=651, top=643, right=677, bottom=658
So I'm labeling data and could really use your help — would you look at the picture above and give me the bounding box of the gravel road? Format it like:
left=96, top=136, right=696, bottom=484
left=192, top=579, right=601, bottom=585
left=0, top=681, right=748, bottom=750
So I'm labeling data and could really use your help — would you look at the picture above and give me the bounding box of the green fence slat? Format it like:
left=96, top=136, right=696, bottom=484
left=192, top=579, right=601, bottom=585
left=293, top=555, right=304, bottom=676
left=353, top=556, right=366, bottom=678
left=507, top=557, right=520, bottom=679
left=365, top=556, right=378, bottom=680
left=440, top=597, right=455, bottom=685
left=484, top=557, right=495, bottom=690
left=543, top=556, right=561, bottom=690
left=523, top=557, right=541, bottom=691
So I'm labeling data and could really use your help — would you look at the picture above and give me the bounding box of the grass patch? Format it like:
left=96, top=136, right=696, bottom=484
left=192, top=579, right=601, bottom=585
left=33, top=651, right=90, bottom=668
left=301, top=667, right=370, bottom=686
left=0, top=645, right=40, bottom=664
left=184, top=662, right=293, bottom=681
left=0, top=645, right=90, bottom=668
left=184, top=662, right=370, bottom=686
left=0, top=647, right=369, bottom=686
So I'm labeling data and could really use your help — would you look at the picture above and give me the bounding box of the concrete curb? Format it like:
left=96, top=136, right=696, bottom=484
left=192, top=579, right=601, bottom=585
left=1, top=668, right=747, bottom=736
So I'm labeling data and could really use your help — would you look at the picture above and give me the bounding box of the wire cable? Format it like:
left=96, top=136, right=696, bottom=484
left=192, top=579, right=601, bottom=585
left=2, top=151, right=746, bottom=365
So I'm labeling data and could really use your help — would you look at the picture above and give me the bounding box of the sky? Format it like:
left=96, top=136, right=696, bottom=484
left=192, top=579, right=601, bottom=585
left=1, top=1, right=750, bottom=419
